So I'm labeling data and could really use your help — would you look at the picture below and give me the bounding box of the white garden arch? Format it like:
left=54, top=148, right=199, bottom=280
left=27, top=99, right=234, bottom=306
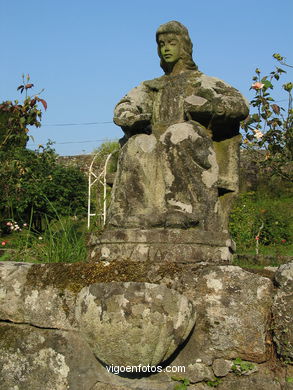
left=87, top=151, right=118, bottom=229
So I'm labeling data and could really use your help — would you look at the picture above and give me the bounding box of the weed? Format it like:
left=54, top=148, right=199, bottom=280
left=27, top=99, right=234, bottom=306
left=231, top=358, right=256, bottom=375
left=206, top=377, right=222, bottom=387
left=171, top=377, right=190, bottom=390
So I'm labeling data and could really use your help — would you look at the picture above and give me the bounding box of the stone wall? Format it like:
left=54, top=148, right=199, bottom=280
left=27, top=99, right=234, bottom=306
left=0, top=260, right=292, bottom=390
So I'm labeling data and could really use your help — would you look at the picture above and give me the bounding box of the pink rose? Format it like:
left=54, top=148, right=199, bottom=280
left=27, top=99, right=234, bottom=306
left=251, top=82, right=264, bottom=90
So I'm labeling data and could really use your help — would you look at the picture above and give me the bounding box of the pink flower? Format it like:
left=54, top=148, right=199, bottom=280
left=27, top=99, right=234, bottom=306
left=255, top=236, right=260, bottom=241
left=6, top=222, right=12, bottom=226
left=251, top=82, right=264, bottom=90
left=281, top=239, right=286, bottom=244
left=1, top=241, right=7, bottom=246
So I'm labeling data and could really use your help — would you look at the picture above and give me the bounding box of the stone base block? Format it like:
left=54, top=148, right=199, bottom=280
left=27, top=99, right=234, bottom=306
left=88, top=228, right=235, bottom=263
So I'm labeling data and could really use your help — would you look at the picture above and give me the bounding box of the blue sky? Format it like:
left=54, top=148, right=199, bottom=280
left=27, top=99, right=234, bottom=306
left=1, top=0, right=292, bottom=156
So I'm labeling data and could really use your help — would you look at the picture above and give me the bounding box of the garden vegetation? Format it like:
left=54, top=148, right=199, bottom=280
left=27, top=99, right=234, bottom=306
left=0, top=76, right=88, bottom=262
left=0, top=55, right=292, bottom=263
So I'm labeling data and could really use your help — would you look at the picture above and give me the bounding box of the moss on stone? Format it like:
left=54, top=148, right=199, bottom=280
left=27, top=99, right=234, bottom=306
left=25, top=260, right=183, bottom=293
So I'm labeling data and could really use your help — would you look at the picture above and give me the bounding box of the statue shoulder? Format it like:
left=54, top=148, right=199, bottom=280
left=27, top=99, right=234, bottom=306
left=194, top=73, right=249, bottom=111
left=143, top=75, right=167, bottom=90
left=115, top=82, right=152, bottom=109
left=197, top=73, right=247, bottom=99
left=196, top=73, right=233, bottom=91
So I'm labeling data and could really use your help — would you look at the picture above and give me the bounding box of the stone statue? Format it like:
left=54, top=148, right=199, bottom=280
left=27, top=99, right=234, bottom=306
left=107, top=21, right=249, bottom=232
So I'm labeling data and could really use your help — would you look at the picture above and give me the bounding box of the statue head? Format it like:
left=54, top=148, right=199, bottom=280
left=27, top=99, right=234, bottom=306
left=156, top=21, right=198, bottom=74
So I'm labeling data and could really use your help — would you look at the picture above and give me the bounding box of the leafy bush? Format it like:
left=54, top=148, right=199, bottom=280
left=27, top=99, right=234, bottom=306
left=0, top=76, right=89, bottom=264
left=0, top=74, right=46, bottom=151
left=229, top=192, right=292, bottom=252
left=0, top=77, right=88, bottom=232
left=241, top=54, right=292, bottom=182
left=0, top=143, right=87, bottom=232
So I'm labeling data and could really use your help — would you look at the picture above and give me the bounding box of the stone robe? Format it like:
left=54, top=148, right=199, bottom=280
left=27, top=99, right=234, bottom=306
left=107, top=70, right=249, bottom=231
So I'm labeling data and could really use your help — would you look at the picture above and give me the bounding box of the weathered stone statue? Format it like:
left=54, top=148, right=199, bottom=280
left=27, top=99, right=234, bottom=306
left=107, top=21, right=248, bottom=231
left=89, top=21, right=249, bottom=263
left=1, top=23, right=291, bottom=390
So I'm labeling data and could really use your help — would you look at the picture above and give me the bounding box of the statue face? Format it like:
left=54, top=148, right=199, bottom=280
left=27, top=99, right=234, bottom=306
left=158, top=33, right=181, bottom=63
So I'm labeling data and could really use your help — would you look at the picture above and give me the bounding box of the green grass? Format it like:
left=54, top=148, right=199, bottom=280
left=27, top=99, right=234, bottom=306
left=236, top=243, right=293, bottom=257
left=0, top=216, right=88, bottom=263
left=230, top=192, right=293, bottom=257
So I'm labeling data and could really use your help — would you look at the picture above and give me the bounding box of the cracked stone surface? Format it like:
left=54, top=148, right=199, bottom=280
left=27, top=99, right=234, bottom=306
left=0, top=261, right=291, bottom=389
left=272, top=261, right=293, bottom=362
left=76, top=282, right=196, bottom=366
left=0, top=322, right=99, bottom=390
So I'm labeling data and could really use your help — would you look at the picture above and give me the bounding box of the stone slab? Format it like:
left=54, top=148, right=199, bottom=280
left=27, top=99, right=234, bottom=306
left=88, top=229, right=234, bottom=263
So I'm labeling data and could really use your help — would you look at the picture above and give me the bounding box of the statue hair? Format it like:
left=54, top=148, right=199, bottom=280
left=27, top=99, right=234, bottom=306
left=156, top=21, right=198, bottom=73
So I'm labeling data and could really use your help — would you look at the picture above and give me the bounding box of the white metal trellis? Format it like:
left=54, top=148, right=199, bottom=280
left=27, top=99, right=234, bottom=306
left=87, top=151, right=116, bottom=229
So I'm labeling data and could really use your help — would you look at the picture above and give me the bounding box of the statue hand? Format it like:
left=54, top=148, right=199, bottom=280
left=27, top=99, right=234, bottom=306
left=184, top=95, right=213, bottom=119
left=114, top=112, right=151, bottom=128
left=214, top=102, right=226, bottom=116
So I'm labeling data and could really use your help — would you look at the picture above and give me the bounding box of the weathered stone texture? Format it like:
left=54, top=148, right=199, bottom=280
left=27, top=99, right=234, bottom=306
left=274, top=261, right=293, bottom=293
left=75, top=282, right=196, bottom=366
left=169, top=266, right=274, bottom=365
left=183, top=362, right=215, bottom=383
left=212, top=358, right=233, bottom=377
left=272, top=261, right=293, bottom=362
left=0, top=262, right=77, bottom=329
left=189, top=379, right=281, bottom=390
left=107, top=123, right=220, bottom=231
left=0, top=323, right=100, bottom=390
left=91, top=21, right=249, bottom=264
left=88, top=228, right=235, bottom=264
left=1, top=261, right=292, bottom=389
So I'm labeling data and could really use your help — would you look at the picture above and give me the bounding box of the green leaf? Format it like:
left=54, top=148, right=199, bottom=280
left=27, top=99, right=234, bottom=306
left=283, top=82, right=293, bottom=92
left=252, top=114, right=260, bottom=121
left=276, top=67, right=286, bottom=74
left=262, top=79, right=273, bottom=89
left=174, top=384, right=187, bottom=390
left=273, top=53, right=284, bottom=61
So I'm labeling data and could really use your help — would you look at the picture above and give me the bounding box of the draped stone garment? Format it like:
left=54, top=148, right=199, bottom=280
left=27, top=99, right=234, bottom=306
left=107, top=70, right=249, bottom=230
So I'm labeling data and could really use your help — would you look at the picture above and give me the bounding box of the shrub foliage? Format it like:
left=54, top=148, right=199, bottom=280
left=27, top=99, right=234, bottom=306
left=0, top=77, right=87, bottom=233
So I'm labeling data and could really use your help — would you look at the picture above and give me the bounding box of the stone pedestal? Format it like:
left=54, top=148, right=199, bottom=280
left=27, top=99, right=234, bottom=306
left=88, top=228, right=235, bottom=264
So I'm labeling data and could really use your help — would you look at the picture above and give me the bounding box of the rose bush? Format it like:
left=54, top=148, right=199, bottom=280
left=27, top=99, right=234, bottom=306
left=241, top=53, right=292, bottom=182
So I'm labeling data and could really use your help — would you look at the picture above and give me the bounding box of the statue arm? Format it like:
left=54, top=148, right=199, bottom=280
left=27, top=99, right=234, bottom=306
left=113, top=83, right=152, bottom=135
left=184, top=75, right=249, bottom=132
left=209, top=80, right=249, bottom=121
